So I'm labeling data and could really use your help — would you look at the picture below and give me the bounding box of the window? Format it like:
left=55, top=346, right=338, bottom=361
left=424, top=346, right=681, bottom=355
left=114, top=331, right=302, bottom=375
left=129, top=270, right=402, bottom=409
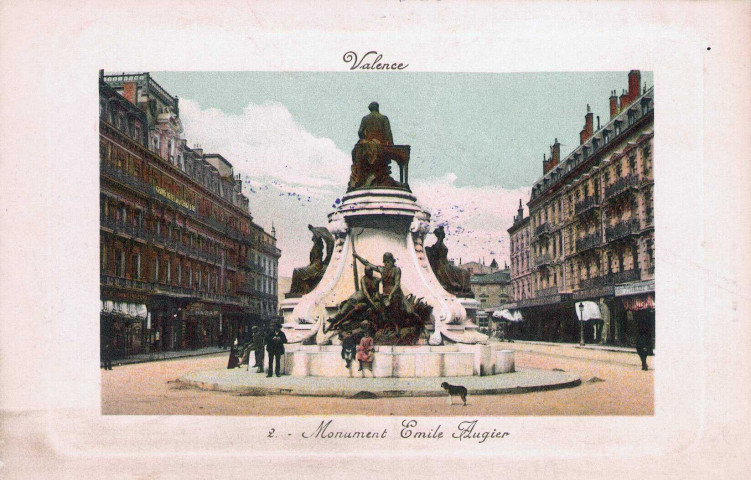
left=132, top=253, right=141, bottom=279
left=115, top=249, right=124, bottom=277
left=154, top=258, right=159, bottom=282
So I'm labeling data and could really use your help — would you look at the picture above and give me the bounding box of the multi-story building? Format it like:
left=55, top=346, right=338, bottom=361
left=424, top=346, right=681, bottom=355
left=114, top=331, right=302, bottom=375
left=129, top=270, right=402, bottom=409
left=99, top=71, right=280, bottom=359
left=505, top=70, right=654, bottom=346
left=508, top=200, right=533, bottom=304
left=470, top=268, right=511, bottom=332
left=457, top=259, right=499, bottom=276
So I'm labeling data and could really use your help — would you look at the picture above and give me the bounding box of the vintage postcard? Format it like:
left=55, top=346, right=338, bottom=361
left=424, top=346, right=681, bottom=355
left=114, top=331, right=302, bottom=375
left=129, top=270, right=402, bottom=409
left=1, top=1, right=749, bottom=479
left=98, top=69, right=654, bottom=419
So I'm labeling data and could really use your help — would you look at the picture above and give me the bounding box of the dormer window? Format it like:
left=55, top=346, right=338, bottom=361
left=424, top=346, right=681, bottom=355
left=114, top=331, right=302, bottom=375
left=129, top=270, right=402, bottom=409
left=592, top=138, right=599, bottom=151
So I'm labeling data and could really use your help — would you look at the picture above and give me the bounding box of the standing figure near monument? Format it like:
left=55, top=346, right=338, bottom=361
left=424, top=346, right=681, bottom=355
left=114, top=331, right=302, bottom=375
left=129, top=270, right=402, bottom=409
left=348, top=102, right=398, bottom=191
left=265, top=323, right=287, bottom=377
left=356, top=330, right=375, bottom=375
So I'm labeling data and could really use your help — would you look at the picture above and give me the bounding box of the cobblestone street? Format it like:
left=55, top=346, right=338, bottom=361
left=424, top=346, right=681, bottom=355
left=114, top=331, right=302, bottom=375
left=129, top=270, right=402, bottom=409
left=101, top=342, right=653, bottom=416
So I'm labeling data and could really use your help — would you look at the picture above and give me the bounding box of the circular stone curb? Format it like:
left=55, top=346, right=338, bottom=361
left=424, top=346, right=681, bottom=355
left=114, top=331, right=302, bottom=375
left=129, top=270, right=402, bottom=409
left=177, top=368, right=581, bottom=398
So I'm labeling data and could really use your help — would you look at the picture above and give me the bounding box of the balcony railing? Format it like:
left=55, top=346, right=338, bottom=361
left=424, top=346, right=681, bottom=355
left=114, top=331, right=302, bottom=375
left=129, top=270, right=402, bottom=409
left=604, top=174, right=639, bottom=200
left=534, top=254, right=552, bottom=268
left=576, top=232, right=602, bottom=253
left=578, top=273, right=613, bottom=290
left=100, top=217, right=148, bottom=240
left=100, top=274, right=154, bottom=292
left=612, top=268, right=640, bottom=284
left=536, top=286, right=559, bottom=297
left=535, top=223, right=552, bottom=237
left=101, top=163, right=154, bottom=196
left=575, top=196, right=600, bottom=216
left=605, top=218, right=641, bottom=242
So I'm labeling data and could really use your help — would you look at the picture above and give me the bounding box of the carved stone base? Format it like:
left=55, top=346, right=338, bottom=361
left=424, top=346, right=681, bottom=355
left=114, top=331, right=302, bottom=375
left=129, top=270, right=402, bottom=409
left=281, top=189, right=487, bottom=345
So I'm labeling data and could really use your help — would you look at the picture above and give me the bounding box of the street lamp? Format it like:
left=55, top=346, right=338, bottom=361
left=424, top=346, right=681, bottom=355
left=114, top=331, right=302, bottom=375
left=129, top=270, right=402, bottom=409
left=578, top=302, right=585, bottom=346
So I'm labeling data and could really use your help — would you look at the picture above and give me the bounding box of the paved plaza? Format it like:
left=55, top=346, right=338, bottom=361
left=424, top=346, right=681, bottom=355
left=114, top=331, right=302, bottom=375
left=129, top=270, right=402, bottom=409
left=101, top=341, right=654, bottom=416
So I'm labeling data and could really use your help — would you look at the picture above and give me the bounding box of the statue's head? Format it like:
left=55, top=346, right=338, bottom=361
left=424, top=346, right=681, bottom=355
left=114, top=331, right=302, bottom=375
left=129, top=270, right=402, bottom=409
left=383, top=252, right=395, bottom=265
left=434, top=226, right=446, bottom=239
left=368, top=101, right=379, bottom=112
left=364, top=266, right=374, bottom=276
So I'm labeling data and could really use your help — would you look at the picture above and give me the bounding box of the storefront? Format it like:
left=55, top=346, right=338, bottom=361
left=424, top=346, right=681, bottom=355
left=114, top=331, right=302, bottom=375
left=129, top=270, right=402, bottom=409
left=615, top=280, right=655, bottom=348
left=100, top=300, right=148, bottom=359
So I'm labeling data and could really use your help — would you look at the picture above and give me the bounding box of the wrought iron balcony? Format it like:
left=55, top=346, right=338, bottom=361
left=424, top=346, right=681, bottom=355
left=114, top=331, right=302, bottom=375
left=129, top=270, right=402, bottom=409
left=100, top=274, right=154, bottom=292
left=100, top=163, right=154, bottom=197
left=535, top=223, right=552, bottom=237
left=575, top=232, right=602, bottom=253
left=536, top=286, right=559, bottom=297
left=605, top=218, right=641, bottom=242
left=612, top=268, right=640, bottom=284
left=575, top=196, right=600, bottom=216
left=578, top=273, right=613, bottom=290
left=534, top=253, right=552, bottom=268
left=604, top=174, right=639, bottom=200
left=100, top=217, right=149, bottom=240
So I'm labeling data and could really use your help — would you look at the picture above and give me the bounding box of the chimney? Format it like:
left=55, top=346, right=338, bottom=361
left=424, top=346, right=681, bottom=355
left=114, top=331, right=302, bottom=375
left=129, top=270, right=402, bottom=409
left=122, top=81, right=138, bottom=105
left=596, top=115, right=601, bottom=130
left=585, top=105, right=594, bottom=139
left=619, top=89, right=630, bottom=110
left=628, top=70, right=641, bottom=102
left=543, top=153, right=551, bottom=174
left=551, top=138, right=560, bottom=165
left=517, top=199, right=524, bottom=220
left=609, top=90, right=619, bottom=119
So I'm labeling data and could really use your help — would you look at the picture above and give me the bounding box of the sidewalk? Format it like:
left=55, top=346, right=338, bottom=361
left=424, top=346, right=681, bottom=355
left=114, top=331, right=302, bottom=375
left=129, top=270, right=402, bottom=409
left=109, top=346, right=229, bottom=366
left=504, top=339, right=642, bottom=354
left=491, top=339, right=651, bottom=367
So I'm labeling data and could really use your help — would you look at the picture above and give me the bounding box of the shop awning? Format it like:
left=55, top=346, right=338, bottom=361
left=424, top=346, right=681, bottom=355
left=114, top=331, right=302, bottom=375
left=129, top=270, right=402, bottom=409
left=622, top=294, right=655, bottom=311
left=575, top=301, right=602, bottom=321
left=492, top=309, right=524, bottom=322
left=101, top=301, right=148, bottom=320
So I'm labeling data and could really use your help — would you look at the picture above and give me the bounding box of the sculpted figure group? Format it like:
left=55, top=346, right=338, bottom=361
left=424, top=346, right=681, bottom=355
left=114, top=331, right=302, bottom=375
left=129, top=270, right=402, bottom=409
left=324, top=251, right=431, bottom=346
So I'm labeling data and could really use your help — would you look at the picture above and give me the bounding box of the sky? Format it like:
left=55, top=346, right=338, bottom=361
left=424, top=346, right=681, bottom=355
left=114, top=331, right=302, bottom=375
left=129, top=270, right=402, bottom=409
left=149, top=71, right=653, bottom=277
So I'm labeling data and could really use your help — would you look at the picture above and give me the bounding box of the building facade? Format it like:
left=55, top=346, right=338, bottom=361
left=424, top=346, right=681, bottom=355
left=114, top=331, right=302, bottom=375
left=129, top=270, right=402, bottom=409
left=99, top=72, right=280, bottom=359
left=506, top=70, right=654, bottom=346
left=470, top=268, right=511, bottom=332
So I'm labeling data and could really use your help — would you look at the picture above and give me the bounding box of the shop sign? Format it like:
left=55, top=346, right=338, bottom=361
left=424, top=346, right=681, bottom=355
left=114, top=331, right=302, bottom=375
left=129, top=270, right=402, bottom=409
left=155, top=185, right=196, bottom=212
left=101, top=288, right=150, bottom=304
left=615, top=280, right=655, bottom=297
left=573, top=285, right=614, bottom=301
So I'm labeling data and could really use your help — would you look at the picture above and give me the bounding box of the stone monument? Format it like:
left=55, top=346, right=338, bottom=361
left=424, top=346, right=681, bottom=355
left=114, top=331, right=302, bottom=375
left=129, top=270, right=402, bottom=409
left=279, top=103, right=508, bottom=378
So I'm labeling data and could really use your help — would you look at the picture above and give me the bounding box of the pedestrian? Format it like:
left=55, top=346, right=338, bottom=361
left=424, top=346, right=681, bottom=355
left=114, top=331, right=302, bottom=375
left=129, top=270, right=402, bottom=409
left=226, top=345, right=240, bottom=369
left=356, top=330, right=375, bottom=376
left=251, top=326, right=265, bottom=373
left=102, top=342, right=113, bottom=370
left=340, top=333, right=357, bottom=369
left=265, top=323, right=287, bottom=377
left=635, top=315, right=653, bottom=371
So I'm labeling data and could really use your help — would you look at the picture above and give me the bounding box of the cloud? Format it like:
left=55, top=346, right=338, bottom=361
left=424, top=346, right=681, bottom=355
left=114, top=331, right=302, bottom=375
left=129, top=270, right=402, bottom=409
left=413, top=173, right=530, bottom=267
left=179, top=99, right=350, bottom=188
left=177, top=99, right=529, bottom=277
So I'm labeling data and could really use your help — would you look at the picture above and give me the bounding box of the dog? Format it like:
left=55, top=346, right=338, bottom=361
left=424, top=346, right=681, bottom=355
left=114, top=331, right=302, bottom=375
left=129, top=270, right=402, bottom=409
left=440, top=382, right=468, bottom=406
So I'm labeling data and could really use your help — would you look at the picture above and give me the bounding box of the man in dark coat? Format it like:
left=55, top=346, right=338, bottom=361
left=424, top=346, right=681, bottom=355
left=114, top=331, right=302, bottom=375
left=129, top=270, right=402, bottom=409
left=635, top=315, right=654, bottom=371
left=251, top=326, right=265, bottom=373
left=265, top=323, right=287, bottom=377
left=102, top=342, right=113, bottom=370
